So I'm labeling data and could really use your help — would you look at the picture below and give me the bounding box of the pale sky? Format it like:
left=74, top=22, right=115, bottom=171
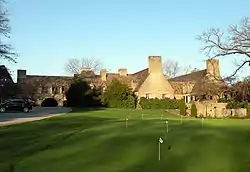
left=4, top=0, right=250, bottom=81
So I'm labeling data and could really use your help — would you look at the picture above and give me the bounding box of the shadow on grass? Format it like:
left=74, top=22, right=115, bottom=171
left=69, top=107, right=106, bottom=113
left=0, top=114, right=119, bottom=172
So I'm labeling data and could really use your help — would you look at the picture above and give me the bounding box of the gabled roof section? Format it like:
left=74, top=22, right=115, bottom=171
left=132, top=68, right=149, bottom=91
left=168, top=69, right=207, bottom=83
left=0, top=65, right=14, bottom=83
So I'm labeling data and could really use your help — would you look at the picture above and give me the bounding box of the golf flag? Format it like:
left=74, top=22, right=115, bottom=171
left=159, top=137, right=163, bottom=144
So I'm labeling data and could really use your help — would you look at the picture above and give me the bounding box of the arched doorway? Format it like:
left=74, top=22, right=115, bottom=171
left=41, top=98, right=58, bottom=107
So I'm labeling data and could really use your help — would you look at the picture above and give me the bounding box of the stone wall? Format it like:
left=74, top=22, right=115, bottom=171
left=226, top=108, right=247, bottom=117
left=188, top=101, right=248, bottom=118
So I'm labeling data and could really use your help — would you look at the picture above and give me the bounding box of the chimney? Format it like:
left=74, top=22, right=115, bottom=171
left=118, top=68, right=127, bottom=76
left=17, top=69, right=26, bottom=80
left=17, top=69, right=26, bottom=84
left=100, top=69, right=107, bottom=81
left=206, top=58, right=220, bottom=79
left=148, top=56, right=163, bottom=74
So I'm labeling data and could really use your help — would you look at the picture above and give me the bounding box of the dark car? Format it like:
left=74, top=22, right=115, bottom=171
left=0, top=99, right=33, bottom=113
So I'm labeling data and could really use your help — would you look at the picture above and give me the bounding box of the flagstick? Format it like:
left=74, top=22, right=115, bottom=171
left=158, top=137, right=163, bottom=161
left=126, top=118, right=128, bottom=128
left=166, top=120, right=169, bottom=133
left=159, top=141, right=161, bottom=161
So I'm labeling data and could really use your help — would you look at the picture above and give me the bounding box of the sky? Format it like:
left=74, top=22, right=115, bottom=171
left=4, top=0, right=250, bottom=81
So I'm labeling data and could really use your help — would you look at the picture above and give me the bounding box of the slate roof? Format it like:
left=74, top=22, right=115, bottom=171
left=168, top=69, right=207, bottom=82
left=132, top=68, right=149, bottom=91
left=0, top=65, right=14, bottom=83
left=167, top=69, right=209, bottom=95
left=99, top=68, right=149, bottom=91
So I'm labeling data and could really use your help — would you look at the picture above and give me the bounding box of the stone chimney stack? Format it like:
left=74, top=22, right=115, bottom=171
left=118, top=68, right=127, bottom=76
left=148, top=56, right=163, bottom=74
left=17, top=69, right=26, bottom=79
left=17, top=69, right=26, bottom=83
left=206, top=58, right=220, bottom=79
left=100, top=69, right=107, bottom=81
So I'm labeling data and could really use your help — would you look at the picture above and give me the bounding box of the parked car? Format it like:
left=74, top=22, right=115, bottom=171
left=0, top=99, right=33, bottom=113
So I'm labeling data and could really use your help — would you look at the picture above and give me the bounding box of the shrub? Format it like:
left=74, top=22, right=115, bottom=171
left=191, top=103, right=197, bottom=117
left=218, top=98, right=230, bottom=103
left=66, top=78, right=102, bottom=107
left=41, top=98, right=58, bottom=107
left=139, top=97, right=184, bottom=109
left=179, top=99, right=186, bottom=115
left=102, top=79, right=137, bottom=108
left=226, top=100, right=246, bottom=109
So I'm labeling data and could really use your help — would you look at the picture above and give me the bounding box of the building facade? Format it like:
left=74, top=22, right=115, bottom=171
left=17, top=56, right=224, bottom=106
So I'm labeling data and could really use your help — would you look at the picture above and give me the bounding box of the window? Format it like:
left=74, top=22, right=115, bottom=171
left=52, top=86, right=56, bottom=93
left=224, top=94, right=228, bottom=99
left=145, top=93, right=151, bottom=99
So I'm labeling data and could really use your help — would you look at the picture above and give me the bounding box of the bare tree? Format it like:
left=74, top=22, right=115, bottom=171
left=0, top=0, right=16, bottom=63
left=163, top=59, right=193, bottom=78
left=229, top=79, right=250, bottom=102
left=163, top=59, right=181, bottom=78
left=198, top=17, right=250, bottom=81
left=182, top=64, right=192, bottom=74
left=65, top=56, right=102, bottom=75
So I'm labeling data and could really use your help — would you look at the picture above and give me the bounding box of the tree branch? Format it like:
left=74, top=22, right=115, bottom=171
left=198, top=16, right=250, bottom=79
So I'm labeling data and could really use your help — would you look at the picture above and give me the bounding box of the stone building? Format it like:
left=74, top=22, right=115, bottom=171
left=17, top=56, right=224, bottom=106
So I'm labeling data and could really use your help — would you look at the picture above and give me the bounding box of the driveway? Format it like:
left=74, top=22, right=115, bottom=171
left=0, top=107, right=72, bottom=127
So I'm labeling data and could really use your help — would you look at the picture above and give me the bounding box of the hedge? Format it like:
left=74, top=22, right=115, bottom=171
left=139, top=97, right=184, bottom=109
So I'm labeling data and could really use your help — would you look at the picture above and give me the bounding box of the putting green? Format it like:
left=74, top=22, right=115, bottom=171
left=0, top=108, right=250, bottom=172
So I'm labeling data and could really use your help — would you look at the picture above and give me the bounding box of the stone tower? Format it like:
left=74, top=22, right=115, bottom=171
left=138, top=56, right=174, bottom=99
left=17, top=69, right=27, bottom=83
left=100, top=69, right=107, bottom=81
left=118, top=68, right=127, bottom=76
left=206, top=59, right=220, bottom=80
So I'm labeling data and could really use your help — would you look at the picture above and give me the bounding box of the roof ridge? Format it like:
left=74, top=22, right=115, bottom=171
left=172, top=69, right=206, bottom=78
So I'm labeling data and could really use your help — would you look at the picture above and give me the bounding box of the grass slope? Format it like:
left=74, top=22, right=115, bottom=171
left=0, top=108, right=250, bottom=172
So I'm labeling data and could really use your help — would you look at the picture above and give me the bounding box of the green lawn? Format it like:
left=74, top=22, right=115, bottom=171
left=1, top=108, right=250, bottom=172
